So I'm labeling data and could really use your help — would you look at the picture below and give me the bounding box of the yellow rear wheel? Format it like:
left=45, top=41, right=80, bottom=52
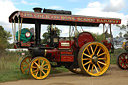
left=20, top=56, right=32, bottom=74
left=29, top=57, right=51, bottom=79
left=78, top=42, right=110, bottom=76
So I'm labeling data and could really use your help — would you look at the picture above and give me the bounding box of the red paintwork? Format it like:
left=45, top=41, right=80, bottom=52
left=46, top=48, right=58, bottom=57
left=77, top=32, right=95, bottom=48
left=59, top=40, right=72, bottom=49
left=45, top=41, right=74, bottom=62
left=14, top=44, right=17, bottom=49
left=61, top=55, right=74, bottom=62
left=60, top=51, right=72, bottom=55
left=102, top=40, right=111, bottom=50
left=9, top=11, right=121, bottom=24
left=21, top=42, right=31, bottom=47
left=20, top=41, right=34, bottom=47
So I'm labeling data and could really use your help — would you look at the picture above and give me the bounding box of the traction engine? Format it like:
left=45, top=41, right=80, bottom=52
left=9, top=7, right=121, bottom=79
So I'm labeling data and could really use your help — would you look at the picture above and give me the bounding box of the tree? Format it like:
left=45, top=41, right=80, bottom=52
left=123, top=31, right=128, bottom=37
left=119, top=32, right=123, bottom=38
left=116, top=24, right=128, bottom=37
left=0, top=26, right=12, bottom=53
left=42, top=25, right=61, bottom=43
left=91, top=32, right=103, bottom=42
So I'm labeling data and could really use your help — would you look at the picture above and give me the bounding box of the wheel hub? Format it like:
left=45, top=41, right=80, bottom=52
left=39, top=66, right=44, bottom=71
left=92, top=55, right=98, bottom=64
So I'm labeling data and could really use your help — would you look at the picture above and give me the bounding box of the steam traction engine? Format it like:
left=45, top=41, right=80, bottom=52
left=9, top=8, right=121, bottom=79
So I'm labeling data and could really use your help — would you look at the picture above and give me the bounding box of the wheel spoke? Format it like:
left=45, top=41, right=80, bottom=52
left=40, top=70, right=42, bottom=77
left=24, top=60, right=28, bottom=64
left=32, top=69, right=38, bottom=73
left=29, top=58, right=31, bottom=62
left=41, top=70, right=46, bottom=75
left=87, top=64, right=90, bottom=71
left=82, top=58, right=90, bottom=60
left=36, top=71, right=39, bottom=77
left=87, top=48, right=91, bottom=55
left=22, top=64, right=28, bottom=67
left=98, top=52, right=106, bottom=57
left=41, top=61, right=44, bottom=67
left=43, top=68, right=48, bottom=70
left=94, top=45, right=98, bottom=54
left=83, top=53, right=91, bottom=58
left=43, top=64, right=48, bottom=67
left=91, top=64, right=94, bottom=73
left=90, top=45, right=94, bottom=54
left=34, top=62, right=40, bottom=67
left=38, top=59, right=40, bottom=66
left=83, top=61, right=91, bottom=66
left=32, top=66, right=37, bottom=68
left=97, top=61, right=106, bottom=66
left=23, top=66, right=29, bottom=72
left=94, top=64, right=99, bottom=73
left=98, top=58, right=106, bottom=60
left=97, top=47, right=101, bottom=55
left=97, top=62, right=102, bottom=70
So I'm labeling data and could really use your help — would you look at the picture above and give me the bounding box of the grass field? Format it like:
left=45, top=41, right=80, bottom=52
left=0, top=48, right=125, bottom=82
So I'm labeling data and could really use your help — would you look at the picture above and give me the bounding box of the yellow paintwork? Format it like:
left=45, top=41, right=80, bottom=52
left=29, top=57, right=51, bottom=79
left=81, top=42, right=110, bottom=76
left=20, top=56, right=31, bottom=74
left=122, top=42, right=126, bottom=49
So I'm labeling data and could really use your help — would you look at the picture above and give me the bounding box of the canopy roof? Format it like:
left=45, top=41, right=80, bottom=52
left=9, top=11, right=121, bottom=27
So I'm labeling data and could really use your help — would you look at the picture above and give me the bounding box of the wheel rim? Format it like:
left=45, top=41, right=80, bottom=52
left=69, top=68, right=83, bottom=74
left=20, top=56, right=31, bottom=74
left=30, top=57, right=51, bottom=79
left=118, top=53, right=128, bottom=69
left=78, top=42, right=110, bottom=76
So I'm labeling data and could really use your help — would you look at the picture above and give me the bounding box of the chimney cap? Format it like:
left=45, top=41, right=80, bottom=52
left=33, top=7, right=42, bottom=13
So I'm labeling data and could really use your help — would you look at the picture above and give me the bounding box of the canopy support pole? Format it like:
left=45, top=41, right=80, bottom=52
left=103, top=24, right=105, bottom=40
left=11, top=21, right=14, bottom=42
left=109, top=24, right=114, bottom=52
left=75, top=23, right=77, bottom=38
left=14, top=20, right=16, bottom=41
left=69, top=24, right=71, bottom=40
left=109, top=24, right=113, bottom=43
left=18, top=18, right=20, bottom=42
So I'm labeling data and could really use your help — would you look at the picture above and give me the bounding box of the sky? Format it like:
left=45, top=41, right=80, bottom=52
left=0, top=0, right=128, bottom=43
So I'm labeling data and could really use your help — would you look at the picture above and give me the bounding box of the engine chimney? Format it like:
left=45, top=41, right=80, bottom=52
left=33, top=7, right=42, bottom=45
left=33, top=7, right=42, bottom=13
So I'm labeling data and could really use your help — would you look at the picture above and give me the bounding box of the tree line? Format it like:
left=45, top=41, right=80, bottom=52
left=0, top=26, right=12, bottom=53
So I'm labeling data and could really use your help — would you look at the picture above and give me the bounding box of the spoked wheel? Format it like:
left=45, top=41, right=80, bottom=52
left=78, top=42, right=110, bottom=76
left=69, top=68, right=83, bottom=74
left=29, top=57, right=51, bottom=79
left=117, top=52, right=128, bottom=69
left=20, top=56, right=32, bottom=74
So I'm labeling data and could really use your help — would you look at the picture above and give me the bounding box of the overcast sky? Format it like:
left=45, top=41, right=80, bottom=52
left=0, top=0, right=128, bottom=43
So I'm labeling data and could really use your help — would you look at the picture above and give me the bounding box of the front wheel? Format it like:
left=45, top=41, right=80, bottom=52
left=29, top=57, right=51, bottom=79
left=78, top=42, right=110, bottom=76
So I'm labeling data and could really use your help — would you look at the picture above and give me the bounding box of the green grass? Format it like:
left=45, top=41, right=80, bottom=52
left=110, top=48, right=125, bottom=64
left=0, top=69, right=31, bottom=82
left=0, top=49, right=125, bottom=82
